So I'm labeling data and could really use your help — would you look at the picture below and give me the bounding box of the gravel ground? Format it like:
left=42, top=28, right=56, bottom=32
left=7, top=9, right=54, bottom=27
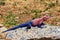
left=3, top=24, right=60, bottom=40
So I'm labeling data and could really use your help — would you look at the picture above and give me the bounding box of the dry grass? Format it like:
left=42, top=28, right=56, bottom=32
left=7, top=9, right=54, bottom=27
left=0, top=0, right=60, bottom=28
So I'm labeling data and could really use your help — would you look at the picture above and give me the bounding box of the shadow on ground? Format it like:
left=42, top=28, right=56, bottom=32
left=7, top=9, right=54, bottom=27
left=27, top=37, right=60, bottom=40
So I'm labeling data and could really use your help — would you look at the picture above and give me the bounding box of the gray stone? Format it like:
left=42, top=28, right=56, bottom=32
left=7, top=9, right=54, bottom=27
left=5, top=25, right=60, bottom=40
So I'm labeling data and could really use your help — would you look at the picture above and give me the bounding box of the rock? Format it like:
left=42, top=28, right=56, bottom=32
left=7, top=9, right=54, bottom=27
left=0, top=27, right=7, bottom=33
left=4, top=25, right=60, bottom=40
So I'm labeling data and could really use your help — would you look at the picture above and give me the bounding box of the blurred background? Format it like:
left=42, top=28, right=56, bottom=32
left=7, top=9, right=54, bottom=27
left=0, top=0, right=60, bottom=28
